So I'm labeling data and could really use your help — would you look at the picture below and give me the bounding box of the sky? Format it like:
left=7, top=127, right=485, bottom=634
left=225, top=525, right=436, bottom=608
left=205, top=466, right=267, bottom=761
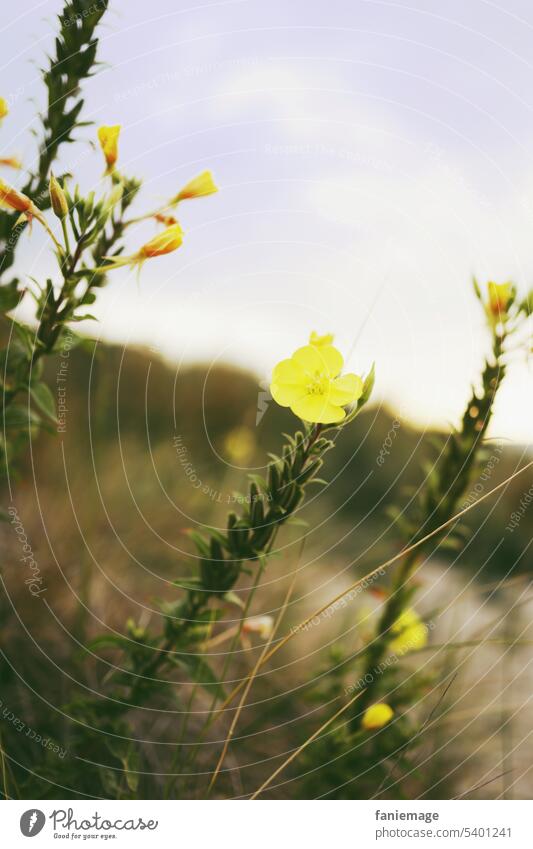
left=2, top=0, right=533, bottom=442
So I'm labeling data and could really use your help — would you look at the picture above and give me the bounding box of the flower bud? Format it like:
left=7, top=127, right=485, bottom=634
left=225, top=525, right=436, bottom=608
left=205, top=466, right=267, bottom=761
left=0, top=157, right=22, bottom=170
left=97, top=125, right=121, bottom=173
left=98, top=223, right=184, bottom=272
left=49, top=173, right=68, bottom=219
left=172, top=170, right=218, bottom=204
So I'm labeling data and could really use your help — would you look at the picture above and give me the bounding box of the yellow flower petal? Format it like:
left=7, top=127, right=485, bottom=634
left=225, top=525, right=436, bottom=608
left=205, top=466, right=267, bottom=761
left=271, top=381, right=307, bottom=407
left=291, top=394, right=346, bottom=424
left=329, top=373, right=363, bottom=406
left=309, top=330, right=334, bottom=347
left=292, top=344, right=343, bottom=378
left=0, top=97, right=8, bottom=120
left=362, top=703, right=394, bottom=730
left=272, top=358, right=306, bottom=383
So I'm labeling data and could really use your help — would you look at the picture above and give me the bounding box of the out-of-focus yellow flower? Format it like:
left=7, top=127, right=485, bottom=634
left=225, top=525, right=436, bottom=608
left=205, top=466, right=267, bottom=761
left=223, top=426, right=255, bottom=463
left=172, top=170, right=218, bottom=204
left=0, top=156, right=22, bottom=170
left=99, top=223, right=183, bottom=271
left=309, top=331, right=334, bottom=347
left=97, top=125, right=120, bottom=173
left=242, top=615, right=274, bottom=639
left=0, top=98, right=8, bottom=122
left=389, top=608, right=427, bottom=655
left=362, top=703, right=394, bottom=730
left=486, top=281, right=513, bottom=324
left=270, top=343, right=363, bottom=424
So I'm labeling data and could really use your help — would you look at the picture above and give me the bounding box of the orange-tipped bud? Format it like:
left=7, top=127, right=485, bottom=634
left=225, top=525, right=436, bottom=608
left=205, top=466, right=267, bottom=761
left=97, top=125, right=121, bottom=173
left=172, top=170, right=218, bottom=204
left=0, top=178, right=33, bottom=215
left=0, top=156, right=22, bottom=170
left=139, top=224, right=184, bottom=258
left=99, top=223, right=184, bottom=272
left=154, top=212, right=178, bottom=227
left=487, top=281, right=513, bottom=323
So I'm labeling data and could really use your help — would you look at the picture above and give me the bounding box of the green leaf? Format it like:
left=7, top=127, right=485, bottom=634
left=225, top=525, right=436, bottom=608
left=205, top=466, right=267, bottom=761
left=0, top=280, right=21, bottom=313
left=87, top=634, right=131, bottom=652
left=170, top=653, right=226, bottom=699
left=222, top=590, right=245, bottom=608
left=30, top=382, right=57, bottom=422
left=3, top=405, right=41, bottom=430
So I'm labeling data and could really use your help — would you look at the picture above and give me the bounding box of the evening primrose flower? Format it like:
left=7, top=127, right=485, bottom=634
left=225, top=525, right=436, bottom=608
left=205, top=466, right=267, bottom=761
left=98, top=223, right=183, bottom=272
left=172, top=170, right=218, bottom=204
left=309, top=331, right=334, bottom=347
left=362, top=703, right=394, bottom=730
left=486, top=281, right=513, bottom=325
left=0, top=97, right=8, bottom=122
left=270, top=343, right=363, bottom=424
left=97, top=125, right=120, bottom=173
left=389, top=608, right=427, bottom=656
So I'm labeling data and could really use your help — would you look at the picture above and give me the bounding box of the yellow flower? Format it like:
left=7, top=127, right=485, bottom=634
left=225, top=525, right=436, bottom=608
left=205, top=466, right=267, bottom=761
left=389, top=608, right=427, bottom=655
left=99, top=223, right=183, bottom=271
left=172, top=170, right=218, bottom=204
left=270, top=343, right=363, bottom=424
left=0, top=97, right=8, bottom=121
left=309, top=331, right=334, bottom=347
left=0, top=157, right=22, bottom=170
left=486, top=281, right=513, bottom=324
left=97, top=125, right=121, bottom=173
left=362, top=703, right=394, bottom=730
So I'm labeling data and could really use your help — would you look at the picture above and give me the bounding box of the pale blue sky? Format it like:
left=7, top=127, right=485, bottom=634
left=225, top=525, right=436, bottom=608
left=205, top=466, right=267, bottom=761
left=3, top=0, right=533, bottom=441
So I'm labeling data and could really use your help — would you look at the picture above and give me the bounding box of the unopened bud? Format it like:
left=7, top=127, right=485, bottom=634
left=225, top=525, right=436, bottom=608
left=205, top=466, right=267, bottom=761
left=49, top=173, right=68, bottom=219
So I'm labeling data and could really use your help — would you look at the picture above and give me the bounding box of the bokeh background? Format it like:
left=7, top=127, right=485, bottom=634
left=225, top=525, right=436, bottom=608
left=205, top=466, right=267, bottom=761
left=1, top=0, right=532, bottom=800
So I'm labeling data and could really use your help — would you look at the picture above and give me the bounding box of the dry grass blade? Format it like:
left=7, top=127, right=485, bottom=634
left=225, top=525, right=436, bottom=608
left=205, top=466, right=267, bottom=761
left=214, top=459, right=533, bottom=721
left=207, top=563, right=300, bottom=796
left=250, top=690, right=364, bottom=799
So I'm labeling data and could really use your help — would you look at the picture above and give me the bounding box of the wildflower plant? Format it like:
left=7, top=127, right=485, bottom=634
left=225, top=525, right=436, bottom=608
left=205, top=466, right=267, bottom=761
left=51, top=332, right=374, bottom=798
left=3, top=1, right=533, bottom=805
left=0, top=2, right=218, bottom=485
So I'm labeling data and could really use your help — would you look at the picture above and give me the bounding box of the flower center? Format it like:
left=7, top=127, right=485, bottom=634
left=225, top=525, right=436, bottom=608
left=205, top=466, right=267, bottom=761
left=306, top=372, right=329, bottom=396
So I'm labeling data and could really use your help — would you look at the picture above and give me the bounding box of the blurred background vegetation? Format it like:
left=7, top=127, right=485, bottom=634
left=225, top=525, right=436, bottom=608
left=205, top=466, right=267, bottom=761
left=1, top=339, right=531, bottom=798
